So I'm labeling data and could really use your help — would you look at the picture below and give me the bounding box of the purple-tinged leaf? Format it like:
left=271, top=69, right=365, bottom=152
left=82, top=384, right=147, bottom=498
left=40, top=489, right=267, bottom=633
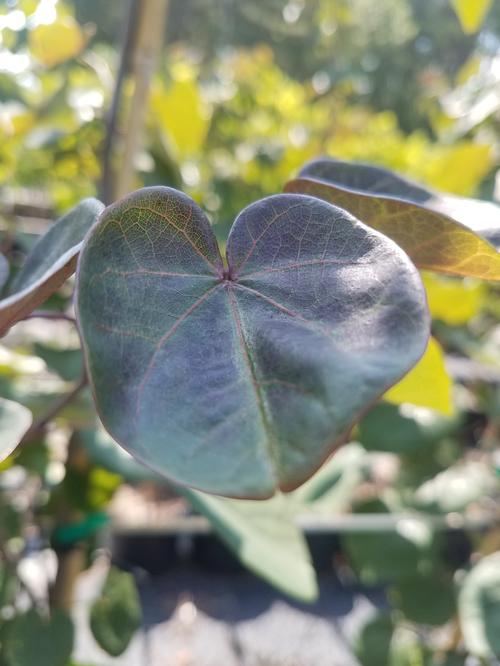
left=76, top=187, right=429, bottom=498
left=286, top=158, right=500, bottom=280
left=0, top=198, right=104, bottom=337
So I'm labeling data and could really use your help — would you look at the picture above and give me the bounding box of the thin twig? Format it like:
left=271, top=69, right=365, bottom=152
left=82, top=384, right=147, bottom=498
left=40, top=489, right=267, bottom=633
left=22, top=310, right=76, bottom=325
left=23, top=374, right=88, bottom=441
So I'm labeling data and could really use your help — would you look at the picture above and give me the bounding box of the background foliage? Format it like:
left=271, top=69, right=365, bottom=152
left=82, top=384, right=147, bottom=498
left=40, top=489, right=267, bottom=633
left=0, top=0, right=499, bottom=664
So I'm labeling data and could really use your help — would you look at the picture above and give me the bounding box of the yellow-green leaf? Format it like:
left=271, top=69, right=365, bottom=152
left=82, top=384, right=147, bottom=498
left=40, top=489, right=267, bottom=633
left=450, top=0, right=493, bottom=34
left=29, top=16, right=86, bottom=67
left=422, top=272, right=485, bottom=325
left=384, top=337, right=453, bottom=415
left=286, top=159, right=500, bottom=281
left=150, top=67, right=210, bottom=158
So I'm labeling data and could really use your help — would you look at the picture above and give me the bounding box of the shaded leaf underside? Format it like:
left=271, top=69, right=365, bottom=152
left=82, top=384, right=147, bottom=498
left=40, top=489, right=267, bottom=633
left=0, top=198, right=104, bottom=336
left=285, top=158, right=500, bottom=280
left=77, top=187, right=429, bottom=498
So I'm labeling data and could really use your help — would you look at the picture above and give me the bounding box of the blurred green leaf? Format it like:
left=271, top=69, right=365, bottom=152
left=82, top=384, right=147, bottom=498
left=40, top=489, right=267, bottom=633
left=293, top=442, right=366, bottom=511
left=388, top=626, right=430, bottom=666
left=354, top=613, right=394, bottom=666
left=3, top=609, right=74, bottom=666
left=13, top=438, right=50, bottom=476
left=358, top=403, right=459, bottom=455
left=90, top=566, right=142, bottom=657
left=183, top=489, right=318, bottom=602
left=390, top=572, right=456, bottom=625
left=0, top=397, right=32, bottom=462
left=459, top=552, right=500, bottom=659
left=57, top=464, right=121, bottom=514
left=34, top=343, right=83, bottom=383
left=343, top=500, right=440, bottom=585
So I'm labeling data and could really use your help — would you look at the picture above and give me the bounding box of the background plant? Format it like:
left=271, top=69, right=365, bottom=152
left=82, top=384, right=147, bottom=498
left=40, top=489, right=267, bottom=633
left=0, top=1, right=499, bottom=665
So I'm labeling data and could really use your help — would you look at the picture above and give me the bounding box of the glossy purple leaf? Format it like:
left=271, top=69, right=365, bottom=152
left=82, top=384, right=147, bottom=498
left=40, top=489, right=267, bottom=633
left=76, top=187, right=429, bottom=498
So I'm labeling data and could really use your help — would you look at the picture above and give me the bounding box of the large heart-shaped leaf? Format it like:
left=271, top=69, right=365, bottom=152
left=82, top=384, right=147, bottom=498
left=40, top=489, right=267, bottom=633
left=285, top=158, right=500, bottom=280
left=76, top=187, right=429, bottom=498
left=0, top=198, right=104, bottom=337
left=0, top=253, right=9, bottom=293
left=0, top=397, right=32, bottom=462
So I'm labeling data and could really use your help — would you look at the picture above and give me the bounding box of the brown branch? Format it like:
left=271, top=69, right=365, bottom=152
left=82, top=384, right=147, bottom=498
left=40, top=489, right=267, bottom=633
left=22, top=375, right=88, bottom=442
left=22, top=310, right=76, bottom=325
left=114, top=0, right=170, bottom=200
left=99, top=0, right=140, bottom=204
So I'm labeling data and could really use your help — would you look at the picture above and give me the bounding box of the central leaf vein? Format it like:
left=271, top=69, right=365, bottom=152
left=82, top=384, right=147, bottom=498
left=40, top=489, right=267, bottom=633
left=226, top=284, right=281, bottom=484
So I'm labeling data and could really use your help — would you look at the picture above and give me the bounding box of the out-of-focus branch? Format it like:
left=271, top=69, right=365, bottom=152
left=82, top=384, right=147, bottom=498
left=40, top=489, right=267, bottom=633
left=22, top=374, right=87, bottom=443
left=114, top=0, right=170, bottom=200
left=22, top=310, right=76, bottom=325
left=99, top=0, right=140, bottom=204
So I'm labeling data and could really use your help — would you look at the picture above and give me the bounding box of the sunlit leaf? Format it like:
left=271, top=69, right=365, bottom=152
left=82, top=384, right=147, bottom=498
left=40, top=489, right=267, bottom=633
left=3, top=608, right=74, bottom=666
left=29, top=16, right=86, bottom=67
left=459, top=552, right=500, bottom=659
left=285, top=158, right=500, bottom=280
left=150, top=69, right=210, bottom=158
left=450, top=0, right=493, bottom=34
left=422, top=272, right=485, bottom=325
left=414, top=461, right=497, bottom=513
left=183, top=489, right=318, bottom=602
left=76, top=187, right=429, bottom=498
left=384, top=337, right=453, bottom=415
left=90, top=566, right=141, bottom=657
left=0, top=397, right=32, bottom=462
left=0, top=198, right=103, bottom=337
